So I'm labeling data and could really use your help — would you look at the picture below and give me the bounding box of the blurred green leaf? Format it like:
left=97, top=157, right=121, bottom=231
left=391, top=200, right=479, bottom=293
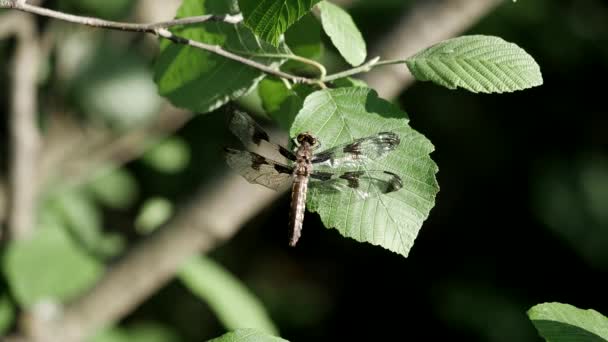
left=135, top=197, right=174, bottom=234
left=291, top=87, right=438, bottom=257
left=154, top=0, right=287, bottom=114
left=258, top=78, right=313, bottom=130
left=282, top=14, right=323, bottom=74
left=88, top=167, right=138, bottom=209
left=528, top=303, right=608, bottom=342
left=406, top=35, right=543, bottom=93
left=0, top=294, right=15, bottom=336
left=3, top=224, right=103, bottom=307
left=317, top=1, right=367, bottom=66
left=91, top=322, right=180, bottom=342
left=208, top=329, right=288, bottom=342
left=179, top=256, right=278, bottom=335
left=50, top=189, right=102, bottom=251
left=239, top=0, right=321, bottom=46
left=142, top=137, right=191, bottom=174
left=75, top=48, right=163, bottom=129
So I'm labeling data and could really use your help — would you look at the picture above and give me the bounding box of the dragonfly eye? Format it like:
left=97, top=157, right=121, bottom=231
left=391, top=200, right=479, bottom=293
left=297, top=133, right=317, bottom=145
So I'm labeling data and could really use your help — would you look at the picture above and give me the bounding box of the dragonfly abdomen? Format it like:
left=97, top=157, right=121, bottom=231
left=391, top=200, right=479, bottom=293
left=289, top=175, right=308, bottom=246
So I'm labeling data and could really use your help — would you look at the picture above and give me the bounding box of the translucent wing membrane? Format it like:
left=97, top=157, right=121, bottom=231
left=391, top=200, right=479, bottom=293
left=309, top=170, right=403, bottom=200
left=229, top=111, right=296, bottom=161
left=224, top=148, right=294, bottom=190
left=311, top=132, right=400, bottom=168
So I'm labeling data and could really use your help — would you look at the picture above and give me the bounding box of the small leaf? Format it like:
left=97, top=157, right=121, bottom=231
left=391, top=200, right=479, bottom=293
left=135, top=197, right=174, bottom=234
left=208, top=329, right=288, bottom=342
left=406, top=35, right=543, bottom=93
left=2, top=224, right=103, bottom=307
left=239, top=0, right=321, bottom=46
left=291, top=87, right=438, bottom=257
left=142, top=137, right=191, bottom=174
left=179, top=256, right=278, bottom=335
left=528, top=302, right=608, bottom=342
left=154, top=0, right=288, bottom=114
left=317, top=1, right=366, bottom=66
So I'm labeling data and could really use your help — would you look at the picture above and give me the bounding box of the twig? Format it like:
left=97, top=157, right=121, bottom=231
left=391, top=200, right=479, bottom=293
left=22, top=174, right=283, bottom=342
left=361, top=0, right=504, bottom=98
left=4, top=12, right=41, bottom=240
left=0, top=1, right=311, bottom=85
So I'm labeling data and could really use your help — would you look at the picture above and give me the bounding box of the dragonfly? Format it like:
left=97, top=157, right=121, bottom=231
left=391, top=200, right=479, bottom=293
left=224, top=111, right=403, bottom=247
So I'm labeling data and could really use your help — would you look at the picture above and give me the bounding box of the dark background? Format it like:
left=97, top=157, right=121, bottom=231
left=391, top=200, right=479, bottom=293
left=2, top=0, right=608, bottom=341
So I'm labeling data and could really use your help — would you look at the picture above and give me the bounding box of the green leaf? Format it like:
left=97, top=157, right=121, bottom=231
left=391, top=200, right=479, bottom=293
left=258, top=78, right=313, bottom=130
left=405, top=35, right=543, bottom=93
left=0, top=294, right=15, bottom=336
left=154, top=0, right=287, bottom=114
left=88, top=167, right=138, bottom=209
left=528, top=302, right=608, bottom=342
left=2, top=224, right=103, bottom=307
left=179, top=256, right=278, bottom=335
left=135, top=197, right=174, bottom=234
left=290, top=87, right=438, bottom=257
left=142, top=137, right=191, bottom=174
left=208, top=329, right=288, bottom=342
left=317, top=1, right=366, bottom=66
left=284, top=13, right=323, bottom=61
left=239, top=0, right=321, bottom=46
left=331, top=77, right=368, bottom=88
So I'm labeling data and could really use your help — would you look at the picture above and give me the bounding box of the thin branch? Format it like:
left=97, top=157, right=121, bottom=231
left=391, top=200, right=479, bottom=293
left=361, top=0, right=504, bottom=98
left=5, top=12, right=41, bottom=240
left=0, top=1, right=311, bottom=85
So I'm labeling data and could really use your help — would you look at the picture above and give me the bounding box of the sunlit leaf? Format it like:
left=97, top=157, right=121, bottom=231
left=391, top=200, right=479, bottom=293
left=291, top=87, right=438, bottom=257
left=208, top=329, right=288, bottom=342
left=135, top=197, right=174, bottom=234
left=154, top=0, right=288, bottom=114
left=528, top=302, right=608, bottom=342
left=2, top=224, right=103, bottom=307
left=239, top=0, right=321, bottom=46
left=406, top=35, right=543, bottom=93
left=317, top=1, right=366, bottom=66
left=179, top=256, right=278, bottom=335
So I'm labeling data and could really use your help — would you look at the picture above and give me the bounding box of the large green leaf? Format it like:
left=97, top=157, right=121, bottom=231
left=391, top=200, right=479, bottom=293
left=239, top=0, right=320, bottom=46
left=179, top=256, right=278, bottom=335
left=154, top=0, right=287, bottom=114
left=208, top=329, right=288, bottom=342
left=2, top=224, right=103, bottom=307
left=290, top=87, right=438, bottom=257
left=406, top=35, right=543, bottom=93
left=317, top=1, right=366, bottom=66
left=528, top=303, right=608, bottom=342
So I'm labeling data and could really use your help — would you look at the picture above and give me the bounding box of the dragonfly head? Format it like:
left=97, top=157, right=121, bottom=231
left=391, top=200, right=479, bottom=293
left=296, top=132, right=318, bottom=147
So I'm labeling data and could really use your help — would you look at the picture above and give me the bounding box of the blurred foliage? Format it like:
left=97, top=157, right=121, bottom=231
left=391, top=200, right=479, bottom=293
left=142, top=137, right=191, bottom=174
left=91, top=322, right=180, bottom=342
left=0, top=293, right=14, bottom=336
left=135, top=197, right=174, bottom=234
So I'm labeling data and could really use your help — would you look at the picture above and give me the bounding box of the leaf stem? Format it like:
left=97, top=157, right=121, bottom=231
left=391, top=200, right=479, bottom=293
left=323, top=57, right=406, bottom=82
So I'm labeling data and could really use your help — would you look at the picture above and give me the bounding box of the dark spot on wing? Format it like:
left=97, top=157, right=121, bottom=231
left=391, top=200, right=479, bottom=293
left=384, top=171, right=403, bottom=192
left=251, top=153, right=268, bottom=171
left=252, top=127, right=270, bottom=145
left=340, top=171, right=364, bottom=188
left=274, top=164, right=293, bottom=175
left=311, top=151, right=332, bottom=164
left=279, top=145, right=296, bottom=161
left=343, top=140, right=362, bottom=156
left=311, top=171, right=334, bottom=181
